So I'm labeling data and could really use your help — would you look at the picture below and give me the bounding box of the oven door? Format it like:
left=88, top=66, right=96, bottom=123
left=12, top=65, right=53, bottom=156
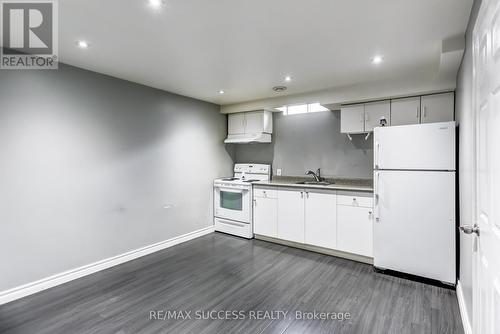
left=214, top=185, right=251, bottom=223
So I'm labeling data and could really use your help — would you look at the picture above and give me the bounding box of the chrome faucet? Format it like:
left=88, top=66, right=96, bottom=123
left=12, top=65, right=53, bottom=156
left=305, top=168, right=323, bottom=182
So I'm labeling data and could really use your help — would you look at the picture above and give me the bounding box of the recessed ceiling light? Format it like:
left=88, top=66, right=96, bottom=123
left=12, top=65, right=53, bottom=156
left=219, top=90, right=225, bottom=95
left=285, top=76, right=292, bottom=82
left=77, top=40, right=89, bottom=49
left=148, top=0, right=163, bottom=8
left=371, top=55, right=383, bottom=64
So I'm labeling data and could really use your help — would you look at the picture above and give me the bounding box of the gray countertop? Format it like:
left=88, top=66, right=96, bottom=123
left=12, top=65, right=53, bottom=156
left=253, top=176, right=373, bottom=192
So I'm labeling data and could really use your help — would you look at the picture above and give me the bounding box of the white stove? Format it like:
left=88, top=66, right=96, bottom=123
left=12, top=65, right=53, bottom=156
left=214, top=164, right=271, bottom=238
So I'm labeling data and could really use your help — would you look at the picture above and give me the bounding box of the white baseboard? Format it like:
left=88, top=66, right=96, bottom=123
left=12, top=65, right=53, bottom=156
left=0, top=226, right=214, bottom=306
left=456, top=280, right=472, bottom=334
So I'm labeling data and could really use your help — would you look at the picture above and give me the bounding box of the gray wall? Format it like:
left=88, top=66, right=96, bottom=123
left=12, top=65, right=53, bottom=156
left=456, top=0, right=481, bottom=326
left=0, top=63, right=234, bottom=292
left=234, top=111, right=373, bottom=179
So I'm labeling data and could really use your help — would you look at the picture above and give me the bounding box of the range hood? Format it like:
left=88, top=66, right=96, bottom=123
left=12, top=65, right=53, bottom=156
left=224, top=133, right=272, bottom=144
left=224, top=110, right=273, bottom=144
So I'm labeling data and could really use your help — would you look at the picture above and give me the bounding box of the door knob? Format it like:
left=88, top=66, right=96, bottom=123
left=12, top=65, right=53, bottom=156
left=459, top=224, right=480, bottom=236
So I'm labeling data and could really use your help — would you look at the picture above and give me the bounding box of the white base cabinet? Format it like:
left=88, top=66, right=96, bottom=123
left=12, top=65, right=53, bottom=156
left=337, top=192, right=374, bottom=257
left=304, top=190, right=337, bottom=249
left=254, top=186, right=373, bottom=259
left=337, top=205, right=373, bottom=257
left=277, top=189, right=305, bottom=243
left=253, top=189, right=277, bottom=238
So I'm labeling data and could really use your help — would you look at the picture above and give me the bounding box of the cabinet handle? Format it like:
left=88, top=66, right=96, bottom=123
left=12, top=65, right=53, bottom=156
left=423, top=106, right=427, bottom=119
left=306, top=192, right=309, bottom=198
left=300, top=191, right=304, bottom=199
left=253, top=199, right=256, bottom=206
left=416, top=106, right=420, bottom=119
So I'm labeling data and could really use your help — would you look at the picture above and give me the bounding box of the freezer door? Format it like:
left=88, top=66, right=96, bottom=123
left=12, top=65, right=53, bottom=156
left=374, top=122, right=455, bottom=170
left=373, top=170, right=456, bottom=284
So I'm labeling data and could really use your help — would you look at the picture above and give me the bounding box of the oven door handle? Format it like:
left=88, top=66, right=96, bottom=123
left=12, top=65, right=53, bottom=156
left=216, top=187, right=248, bottom=193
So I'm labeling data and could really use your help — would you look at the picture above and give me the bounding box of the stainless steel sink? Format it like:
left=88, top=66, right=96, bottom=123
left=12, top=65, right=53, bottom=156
left=295, top=181, right=333, bottom=185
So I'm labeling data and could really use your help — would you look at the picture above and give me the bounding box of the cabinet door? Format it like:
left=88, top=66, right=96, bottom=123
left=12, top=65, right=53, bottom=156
left=337, top=205, right=373, bottom=257
left=304, top=190, right=337, bottom=249
left=364, top=100, right=391, bottom=132
left=390, top=97, right=421, bottom=126
left=421, top=92, right=454, bottom=123
left=277, top=189, right=305, bottom=243
left=244, top=111, right=264, bottom=135
left=340, top=104, right=365, bottom=133
left=253, top=197, right=277, bottom=238
left=228, top=113, right=245, bottom=135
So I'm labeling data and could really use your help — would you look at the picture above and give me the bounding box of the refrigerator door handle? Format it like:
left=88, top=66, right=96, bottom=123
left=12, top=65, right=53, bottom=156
left=374, top=141, right=380, bottom=169
left=374, top=172, right=380, bottom=222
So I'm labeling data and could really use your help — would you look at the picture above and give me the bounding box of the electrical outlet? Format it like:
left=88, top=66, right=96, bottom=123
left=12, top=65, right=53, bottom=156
left=276, top=168, right=282, bottom=176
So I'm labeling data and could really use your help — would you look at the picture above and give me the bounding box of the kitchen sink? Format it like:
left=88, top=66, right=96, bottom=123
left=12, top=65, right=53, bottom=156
left=295, top=181, right=333, bottom=185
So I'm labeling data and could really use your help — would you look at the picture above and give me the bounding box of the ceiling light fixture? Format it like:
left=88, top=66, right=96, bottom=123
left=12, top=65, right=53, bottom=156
left=219, top=90, right=225, bottom=95
left=371, top=55, right=383, bottom=64
left=148, top=0, right=164, bottom=8
left=77, top=40, right=89, bottom=49
left=273, top=86, right=287, bottom=93
left=285, top=76, right=292, bottom=82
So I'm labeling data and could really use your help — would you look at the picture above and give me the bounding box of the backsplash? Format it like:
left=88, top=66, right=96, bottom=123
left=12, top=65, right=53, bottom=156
left=232, top=110, right=373, bottom=179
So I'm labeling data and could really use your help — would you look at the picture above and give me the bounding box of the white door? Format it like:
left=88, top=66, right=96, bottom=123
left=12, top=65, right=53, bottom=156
left=364, top=100, right=391, bottom=132
left=244, top=111, right=264, bottom=135
left=277, top=189, right=305, bottom=243
left=228, top=113, right=245, bottom=135
left=374, top=122, right=455, bottom=170
left=421, top=92, right=455, bottom=124
left=253, top=196, right=277, bottom=237
left=390, top=96, right=421, bottom=126
left=337, top=204, right=373, bottom=257
left=373, top=170, right=455, bottom=283
left=304, top=190, right=336, bottom=249
left=340, top=104, right=365, bottom=134
left=469, top=1, right=500, bottom=332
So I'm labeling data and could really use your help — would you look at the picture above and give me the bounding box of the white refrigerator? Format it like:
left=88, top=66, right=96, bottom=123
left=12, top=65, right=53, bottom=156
left=373, top=121, right=456, bottom=284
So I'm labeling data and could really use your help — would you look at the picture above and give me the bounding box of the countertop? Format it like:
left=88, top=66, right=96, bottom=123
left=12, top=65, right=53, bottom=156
left=253, top=176, right=373, bottom=192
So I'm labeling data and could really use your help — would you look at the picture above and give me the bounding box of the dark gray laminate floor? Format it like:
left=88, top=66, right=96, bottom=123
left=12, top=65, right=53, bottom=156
left=0, top=233, right=463, bottom=334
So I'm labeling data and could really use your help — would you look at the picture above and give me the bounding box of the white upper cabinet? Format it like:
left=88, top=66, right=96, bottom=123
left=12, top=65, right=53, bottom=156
left=228, top=113, right=245, bottom=135
left=364, top=101, right=391, bottom=132
left=304, top=190, right=337, bottom=249
left=420, top=92, right=455, bottom=124
left=390, top=96, right=421, bottom=126
left=226, top=110, right=273, bottom=143
left=277, top=189, right=305, bottom=243
left=340, top=104, right=365, bottom=134
left=244, top=110, right=273, bottom=135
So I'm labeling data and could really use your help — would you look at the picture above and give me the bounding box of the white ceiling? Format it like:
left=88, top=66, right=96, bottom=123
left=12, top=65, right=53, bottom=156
left=59, top=0, right=473, bottom=105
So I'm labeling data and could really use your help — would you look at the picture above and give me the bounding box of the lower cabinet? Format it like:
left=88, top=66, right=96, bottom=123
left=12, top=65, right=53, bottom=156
left=304, top=190, right=337, bottom=249
left=336, top=193, right=374, bottom=257
left=253, top=186, right=373, bottom=259
left=277, top=189, right=305, bottom=243
left=253, top=188, right=277, bottom=238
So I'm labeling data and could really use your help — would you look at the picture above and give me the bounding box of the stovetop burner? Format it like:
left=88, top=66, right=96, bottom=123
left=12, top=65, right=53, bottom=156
left=243, top=179, right=260, bottom=183
left=222, top=177, right=238, bottom=181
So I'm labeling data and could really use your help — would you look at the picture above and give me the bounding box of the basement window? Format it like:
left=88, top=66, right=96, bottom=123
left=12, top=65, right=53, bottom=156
left=276, top=103, right=329, bottom=115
